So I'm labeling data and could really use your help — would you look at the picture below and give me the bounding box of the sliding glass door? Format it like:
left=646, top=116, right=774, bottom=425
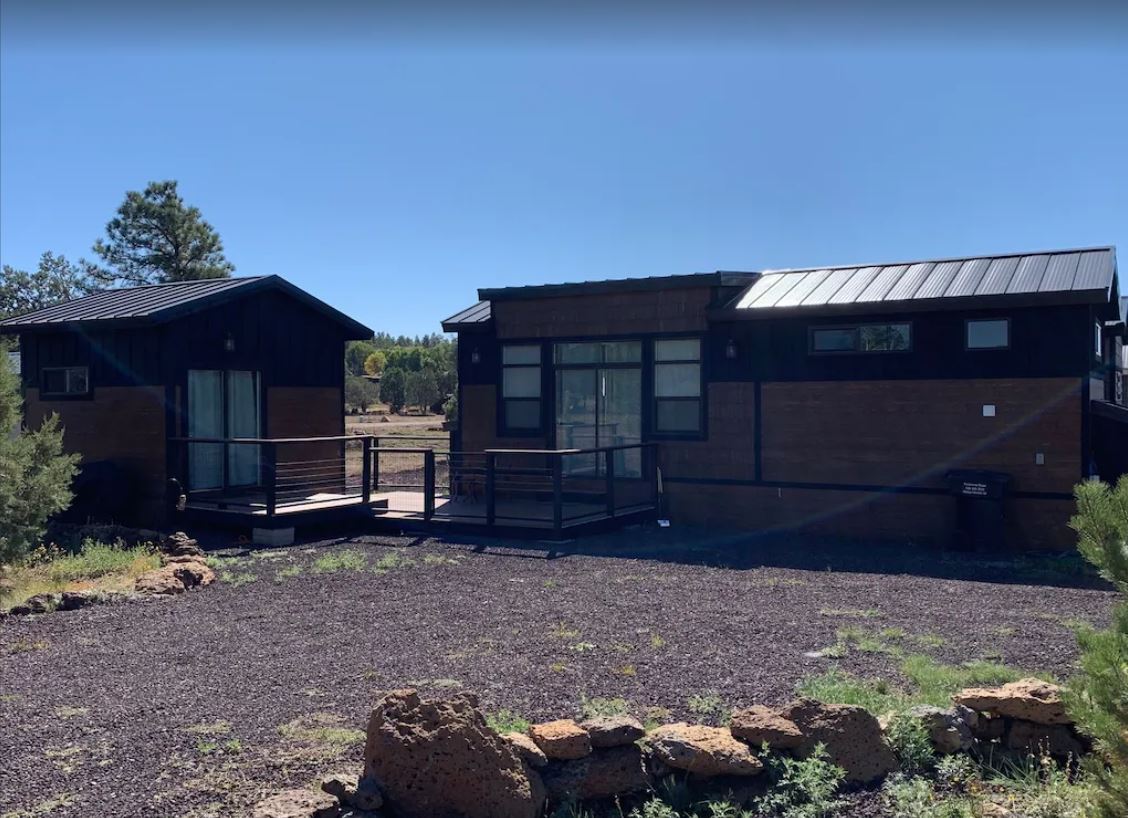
left=554, top=342, right=642, bottom=476
left=187, top=370, right=261, bottom=491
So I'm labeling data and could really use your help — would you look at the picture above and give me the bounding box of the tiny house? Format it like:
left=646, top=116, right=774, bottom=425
left=444, top=247, right=1126, bottom=550
left=0, top=276, right=372, bottom=525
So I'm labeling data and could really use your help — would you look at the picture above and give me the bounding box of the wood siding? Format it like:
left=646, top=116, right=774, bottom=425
left=659, top=382, right=756, bottom=480
left=24, top=386, right=168, bottom=524
left=493, top=287, right=713, bottom=339
left=760, top=378, right=1083, bottom=494
left=267, top=386, right=346, bottom=473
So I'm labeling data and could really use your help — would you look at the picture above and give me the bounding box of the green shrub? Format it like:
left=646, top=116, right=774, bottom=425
left=579, top=695, right=629, bottom=720
left=756, top=743, right=847, bottom=818
left=885, top=715, right=936, bottom=777
left=882, top=774, right=975, bottom=818
left=1065, top=476, right=1128, bottom=818
left=0, top=344, right=79, bottom=565
left=484, top=709, right=529, bottom=734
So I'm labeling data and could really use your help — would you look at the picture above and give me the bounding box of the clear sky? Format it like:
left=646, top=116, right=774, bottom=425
left=2, top=3, right=1126, bottom=336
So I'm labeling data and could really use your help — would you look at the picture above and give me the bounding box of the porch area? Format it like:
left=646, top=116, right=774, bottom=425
left=169, top=435, right=660, bottom=538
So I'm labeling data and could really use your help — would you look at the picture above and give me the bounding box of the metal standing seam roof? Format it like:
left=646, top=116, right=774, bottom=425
left=0, top=275, right=374, bottom=338
left=440, top=300, right=492, bottom=331
left=729, top=247, right=1117, bottom=313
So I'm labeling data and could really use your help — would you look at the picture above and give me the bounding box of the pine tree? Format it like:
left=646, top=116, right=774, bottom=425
left=1066, top=476, right=1128, bottom=817
left=0, top=343, right=80, bottom=564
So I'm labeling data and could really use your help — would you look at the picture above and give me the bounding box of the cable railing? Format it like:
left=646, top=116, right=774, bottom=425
left=169, top=435, right=658, bottom=533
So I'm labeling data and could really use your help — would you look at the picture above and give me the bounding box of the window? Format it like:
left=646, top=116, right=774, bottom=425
left=654, top=338, right=702, bottom=434
left=501, top=344, right=541, bottom=430
left=555, top=341, right=642, bottom=365
left=40, top=366, right=89, bottom=396
left=810, top=323, right=911, bottom=354
left=966, top=319, right=1009, bottom=350
left=1095, top=322, right=1103, bottom=360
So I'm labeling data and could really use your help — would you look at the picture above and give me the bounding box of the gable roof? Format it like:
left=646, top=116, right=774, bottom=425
left=0, top=275, right=373, bottom=339
left=721, top=246, right=1119, bottom=318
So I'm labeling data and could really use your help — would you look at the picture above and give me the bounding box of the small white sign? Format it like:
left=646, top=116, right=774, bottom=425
left=982, top=404, right=996, bottom=417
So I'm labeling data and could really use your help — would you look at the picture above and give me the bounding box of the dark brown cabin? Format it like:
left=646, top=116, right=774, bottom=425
left=0, top=276, right=372, bottom=526
left=444, top=246, right=1126, bottom=550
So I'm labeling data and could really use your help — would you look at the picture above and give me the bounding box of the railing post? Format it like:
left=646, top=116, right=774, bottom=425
left=649, top=445, right=660, bottom=509
left=552, top=454, right=563, bottom=536
left=605, top=448, right=615, bottom=517
left=486, top=452, right=496, bottom=526
left=265, top=442, right=277, bottom=517
left=424, top=449, right=435, bottom=521
left=372, top=436, right=380, bottom=493
left=361, top=436, right=372, bottom=504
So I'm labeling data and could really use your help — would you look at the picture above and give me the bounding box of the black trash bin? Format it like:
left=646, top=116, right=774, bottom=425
left=945, top=469, right=1012, bottom=551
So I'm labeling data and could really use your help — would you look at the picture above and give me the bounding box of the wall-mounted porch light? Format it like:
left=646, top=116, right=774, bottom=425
left=224, top=332, right=236, bottom=353
left=725, top=338, right=738, bottom=360
left=470, top=347, right=481, bottom=365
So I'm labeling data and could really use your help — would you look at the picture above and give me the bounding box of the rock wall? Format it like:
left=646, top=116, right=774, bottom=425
left=255, top=678, right=1091, bottom=818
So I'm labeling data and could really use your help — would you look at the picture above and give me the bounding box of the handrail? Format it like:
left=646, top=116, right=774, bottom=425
left=485, top=442, right=657, bottom=456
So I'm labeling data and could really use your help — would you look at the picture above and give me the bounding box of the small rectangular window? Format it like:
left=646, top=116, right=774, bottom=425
left=501, top=345, right=541, bottom=431
left=1095, top=322, right=1103, bottom=360
left=41, top=366, right=89, bottom=396
left=810, top=324, right=912, bottom=354
left=966, top=319, right=1009, bottom=350
left=654, top=337, right=702, bottom=434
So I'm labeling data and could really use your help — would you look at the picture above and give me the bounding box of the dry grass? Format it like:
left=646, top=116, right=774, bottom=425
left=0, top=541, right=161, bottom=608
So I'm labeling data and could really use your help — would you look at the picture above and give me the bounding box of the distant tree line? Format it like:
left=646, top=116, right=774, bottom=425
left=345, top=335, right=456, bottom=416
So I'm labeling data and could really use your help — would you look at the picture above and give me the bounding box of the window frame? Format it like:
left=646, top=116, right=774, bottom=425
left=808, top=322, right=914, bottom=355
left=651, top=336, right=705, bottom=439
left=39, top=365, right=91, bottom=398
left=964, top=318, right=1011, bottom=351
left=499, top=343, right=543, bottom=435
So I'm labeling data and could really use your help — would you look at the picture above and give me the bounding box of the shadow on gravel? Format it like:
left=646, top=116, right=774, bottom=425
left=187, top=518, right=1105, bottom=591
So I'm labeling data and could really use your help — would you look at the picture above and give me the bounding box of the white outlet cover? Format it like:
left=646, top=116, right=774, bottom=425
left=982, top=404, right=996, bottom=417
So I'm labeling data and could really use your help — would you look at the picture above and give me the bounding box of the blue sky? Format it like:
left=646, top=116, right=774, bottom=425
left=1, top=5, right=1126, bottom=336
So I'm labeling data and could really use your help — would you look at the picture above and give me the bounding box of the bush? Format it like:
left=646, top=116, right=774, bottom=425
left=345, top=375, right=379, bottom=413
left=1065, top=476, right=1128, bottom=818
left=885, top=715, right=936, bottom=778
left=882, top=775, right=975, bottom=818
left=0, top=344, right=79, bottom=565
left=756, top=743, right=847, bottom=818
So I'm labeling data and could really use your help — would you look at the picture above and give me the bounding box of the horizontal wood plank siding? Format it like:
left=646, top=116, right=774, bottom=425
left=761, top=378, right=1082, bottom=494
left=494, top=288, right=713, bottom=339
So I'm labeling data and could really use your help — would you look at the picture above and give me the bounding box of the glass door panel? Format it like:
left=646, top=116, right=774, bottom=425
left=600, top=368, right=641, bottom=477
left=556, top=369, right=599, bottom=474
left=187, top=370, right=224, bottom=490
left=226, top=371, right=261, bottom=487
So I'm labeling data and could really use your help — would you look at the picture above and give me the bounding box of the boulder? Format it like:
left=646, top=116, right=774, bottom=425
left=905, top=705, right=974, bottom=754
left=134, top=559, right=215, bottom=595
left=320, top=772, right=383, bottom=810
left=542, top=745, right=651, bottom=801
left=252, top=788, right=340, bottom=818
left=1006, top=721, right=1086, bottom=758
left=581, top=715, right=646, bottom=748
left=646, top=723, right=763, bottom=778
left=161, top=531, right=204, bottom=558
left=9, top=593, right=60, bottom=615
left=954, top=679, right=1069, bottom=726
left=530, top=719, right=592, bottom=760
left=363, top=689, right=544, bottom=818
left=170, top=558, right=215, bottom=588
left=58, top=590, right=99, bottom=611
left=504, top=731, right=548, bottom=768
left=135, top=566, right=187, bottom=595
left=730, top=705, right=804, bottom=750
left=779, top=698, right=898, bottom=784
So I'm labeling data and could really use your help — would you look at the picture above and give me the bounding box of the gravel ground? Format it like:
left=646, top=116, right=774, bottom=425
left=0, top=526, right=1115, bottom=817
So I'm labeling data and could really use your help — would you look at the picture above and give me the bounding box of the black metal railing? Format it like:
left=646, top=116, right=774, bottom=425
left=170, top=436, right=658, bottom=533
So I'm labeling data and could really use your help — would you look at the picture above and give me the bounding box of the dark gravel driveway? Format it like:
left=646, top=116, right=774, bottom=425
left=0, top=528, right=1115, bottom=817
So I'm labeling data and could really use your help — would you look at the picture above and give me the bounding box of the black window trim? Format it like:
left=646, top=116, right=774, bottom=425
left=652, top=336, right=705, bottom=439
left=964, top=317, right=1011, bottom=351
left=808, top=321, right=914, bottom=355
left=499, top=343, right=543, bottom=435
left=39, top=365, right=91, bottom=398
